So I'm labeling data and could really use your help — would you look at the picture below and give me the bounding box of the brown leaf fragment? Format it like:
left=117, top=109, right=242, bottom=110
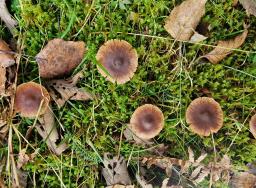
left=0, top=108, right=8, bottom=141
left=202, top=28, right=248, bottom=64
left=0, top=40, right=15, bottom=67
left=239, top=0, right=256, bottom=16
left=164, top=0, right=207, bottom=41
left=230, top=172, right=256, bottom=188
left=161, top=178, right=183, bottom=188
left=189, top=32, right=207, bottom=43
left=47, top=72, right=93, bottom=108
left=102, top=154, right=131, bottom=186
left=233, top=0, right=239, bottom=6
left=17, top=148, right=39, bottom=169
left=36, top=38, right=86, bottom=78
left=35, top=106, right=68, bottom=155
left=0, top=0, right=17, bottom=32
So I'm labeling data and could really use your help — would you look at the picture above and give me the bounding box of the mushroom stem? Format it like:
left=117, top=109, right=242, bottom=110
left=0, top=0, right=17, bottom=33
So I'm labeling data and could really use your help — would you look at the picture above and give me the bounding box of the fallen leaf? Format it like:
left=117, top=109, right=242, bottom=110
left=0, top=108, right=9, bottom=141
left=161, top=179, right=183, bottom=188
left=102, top=154, right=131, bottom=186
left=0, top=40, right=15, bottom=67
left=233, top=0, right=239, bottom=6
left=189, top=32, right=207, bottom=43
left=164, top=0, right=207, bottom=41
left=0, top=177, right=5, bottom=188
left=17, top=148, right=39, bottom=169
left=230, top=172, right=256, bottom=188
left=202, top=27, right=248, bottom=64
left=239, top=0, right=256, bottom=16
left=47, top=72, right=93, bottom=108
left=135, top=174, right=153, bottom=188
left=36, top=38, right=86, bottom=78
left=0, top=0, right=17, bottom=32
left=35, top=106, right=68, bottom=155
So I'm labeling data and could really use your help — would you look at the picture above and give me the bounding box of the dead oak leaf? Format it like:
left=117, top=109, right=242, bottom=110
left=0, top=40, right=15, bottom=67
left=102, top=154, right=131, bottom=186
left=202, top=28, right=248, bottom=64
left=239, top=0, right=256, bottom=16
left=35, top=106, right=68, bottom=155
left=164, top=0, right=207, bottom=41
left=36, top=38, right=86, bottom=78
left=47, top=72, right=93, bottom=108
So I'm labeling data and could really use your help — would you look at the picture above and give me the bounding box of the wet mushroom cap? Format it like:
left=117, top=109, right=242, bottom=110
left=96, top=39, right=138, bottom=84
left=249, top=114, right=256, bottom=139
left=186, top=97, right=223, bottom=136
left=14, top=82, right=50, bottom=118
left=129, top=104, right=164, bottom=140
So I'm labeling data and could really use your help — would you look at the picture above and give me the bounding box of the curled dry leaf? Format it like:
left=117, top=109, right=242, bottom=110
left=35, top=106, right=68, bottom=155
left=0, top=40, right=15, bottom=67
left=17, top=148, right=39, bottom=169
left=102, top=154, right=131, bottom=186
left=161, top=178, right=183, bottom=188
left=189, top=32, right=207, bottom=43
left=123, top=127, right=153, bottom=146
left=164, top=0, right=207, bottom=41
left=36, top=38, right=86, bottom=78
left=230, top=172, right=256, bottom=188
left=202, top=27, right=248, bottom=64
left=0, top=0, right=17, bottom=32
left=239, top=0, right=256, bottom=16
left=47, top=71, right=93, bottom=108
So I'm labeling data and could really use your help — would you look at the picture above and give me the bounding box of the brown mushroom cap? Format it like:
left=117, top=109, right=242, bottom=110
left=249, top=114, right=256, bottom=138
left=186, top=97, right=223, bottom=136
left=129, top=104, right=164, bottom=140
left=14, top=82, right=50, bottom=118
left=36, top=38, right=85, bottom=78
left=96, top=39, right=138, bottom=84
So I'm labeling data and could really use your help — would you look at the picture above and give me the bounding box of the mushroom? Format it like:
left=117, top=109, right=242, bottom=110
left=129, top=104, right=164, bottom=140
left=36, top=38, right=86, bottom=78
left=186, top=97, right=223, bottom=136
left=14, top=82, right=50, bottom=118
left=96, top=39, right=138, bottom=84
left=249, top=114, right=256, bottom=138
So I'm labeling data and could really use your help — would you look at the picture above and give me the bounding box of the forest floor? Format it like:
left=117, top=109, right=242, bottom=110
left=1, top=0, right=256, bottom=187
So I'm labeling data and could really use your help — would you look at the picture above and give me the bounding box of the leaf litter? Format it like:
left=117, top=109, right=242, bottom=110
left=47, top=71, right=93, bottom=108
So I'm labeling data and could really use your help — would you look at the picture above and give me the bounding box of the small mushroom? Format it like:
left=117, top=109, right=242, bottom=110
left=249, top=114, right=256, bottom=138
left=186, top=97, right=223, bottom=136
left=14, top=82, right=50, bottom=118
left=36, top=38, right=86, bottom=78
left=96, top=39, right=138, bottom=84
left=129, top=104, right=164, bottom=140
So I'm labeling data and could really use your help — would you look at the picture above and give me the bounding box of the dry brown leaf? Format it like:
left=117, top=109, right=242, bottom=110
left=17, top=148, right=39, bottom=169
left=189, top=32, right=207, bottom=43
left=0, top=0, right=17, bottom=32
left=164, top=0, right=207, bottom=41
left=47, top=72, right=93, bottom=108
left=102, top=154, right=131, bottom=186
left=0, top=177, right=5, bottom=188
left=0, top=40, right=15, bottom=67
left=35, top=106, right=68, bottom=155
left=233, top=0, right=239, bottom=6
left=36, top=38, right=85, bottom=78
left=239, top=0, right=256, bottom=16
left=202, top=28, right=248, bottom=64
left=230, top=172, right=256, bottom=188
left=0, top=108, right=9, bottom=141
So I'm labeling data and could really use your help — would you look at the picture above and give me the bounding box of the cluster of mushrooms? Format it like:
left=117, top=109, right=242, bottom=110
left=10, top=37, right=256, bottom=146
